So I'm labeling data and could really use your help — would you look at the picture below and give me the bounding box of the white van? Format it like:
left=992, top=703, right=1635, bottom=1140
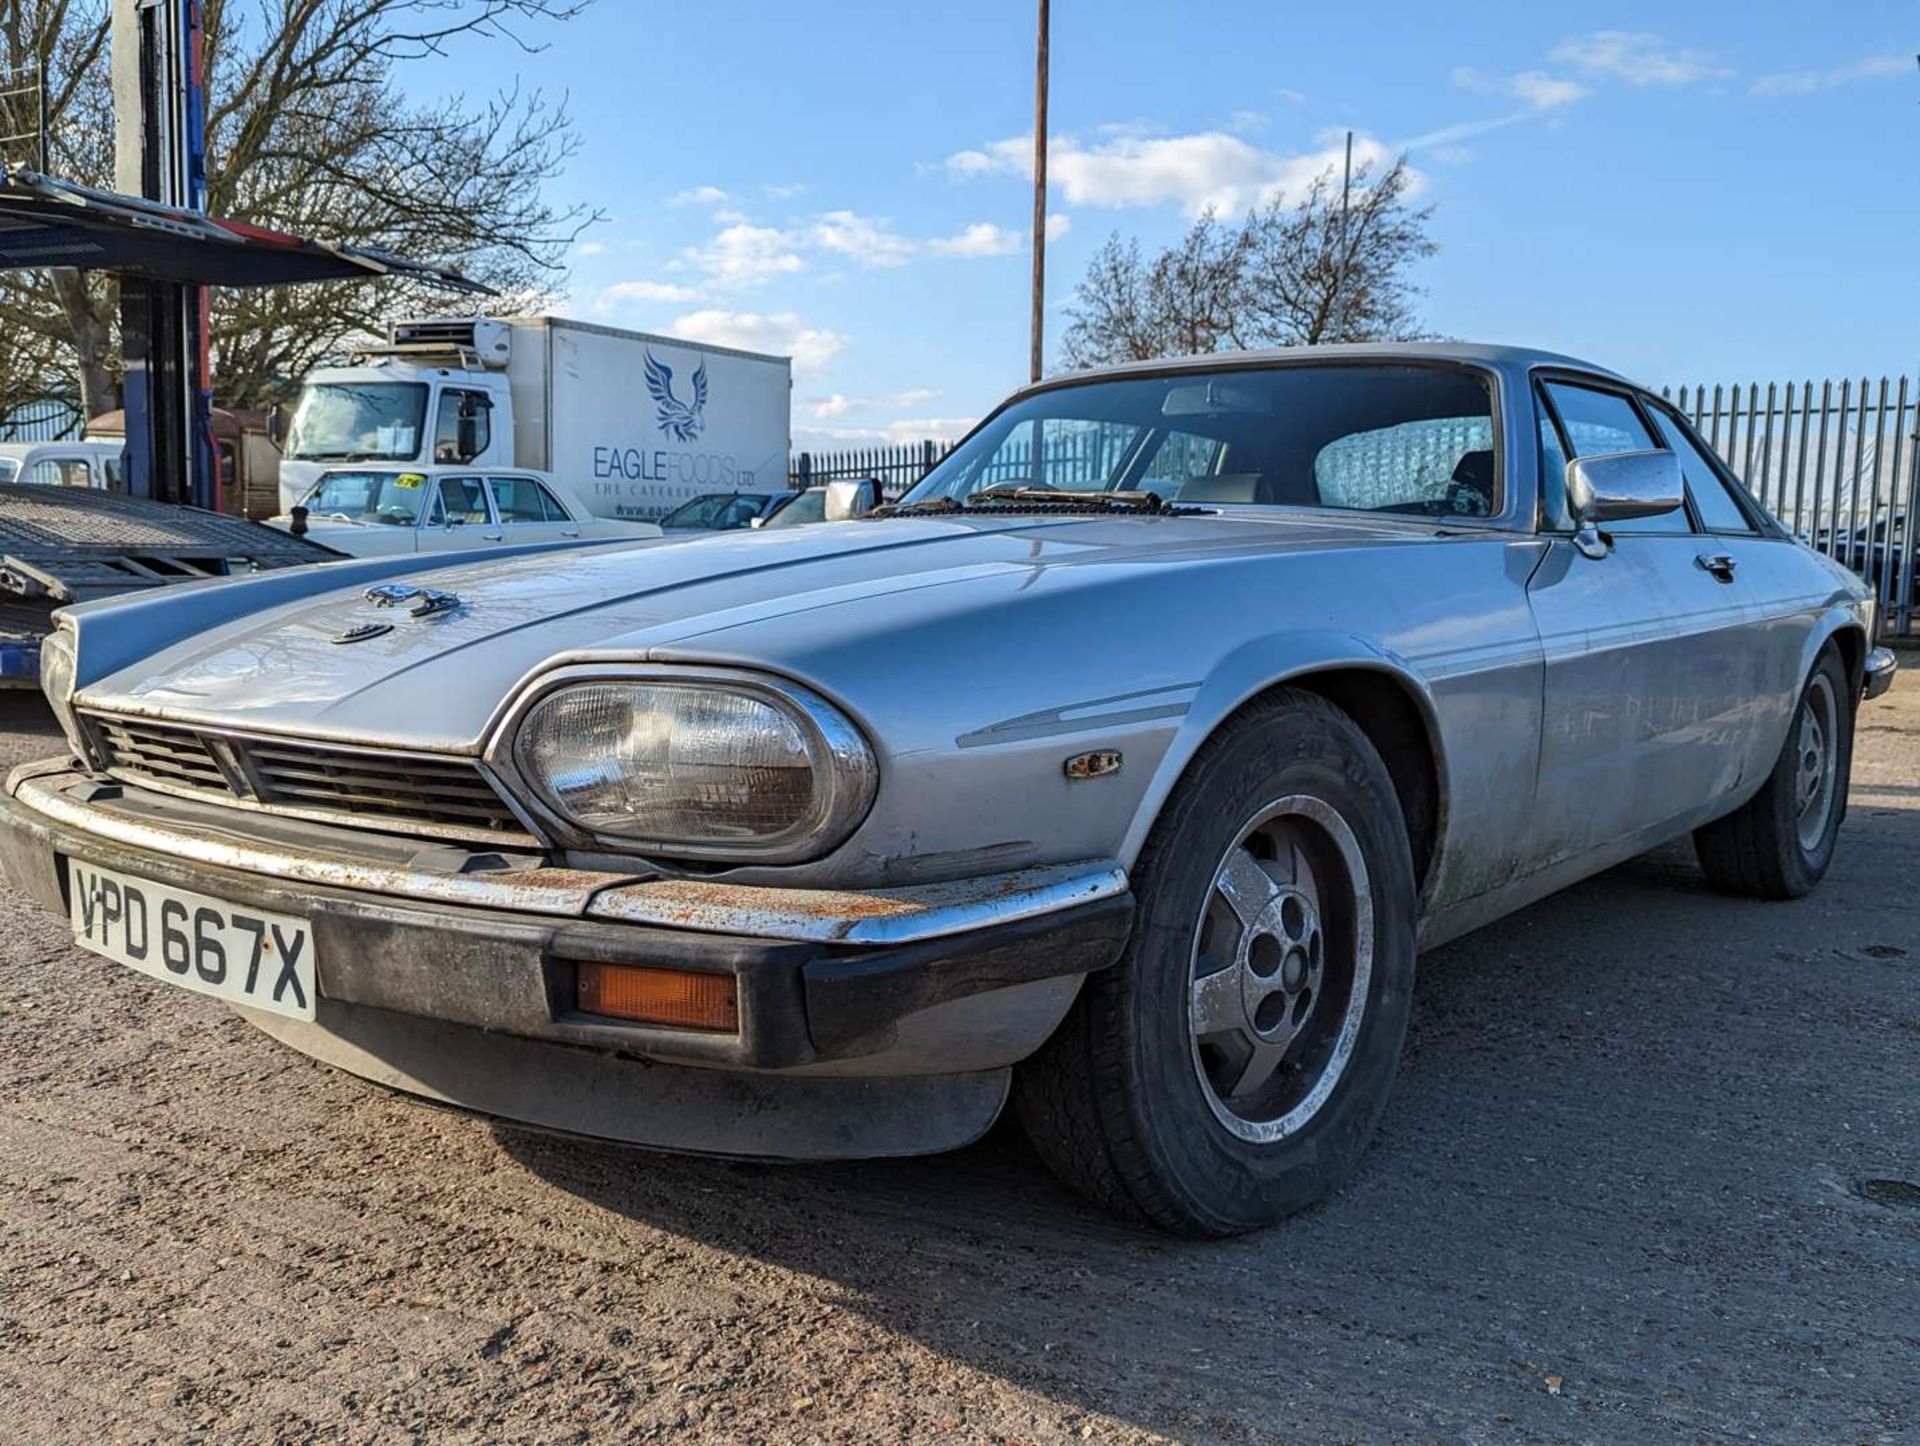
left=0, top=440, right=124, bottom=490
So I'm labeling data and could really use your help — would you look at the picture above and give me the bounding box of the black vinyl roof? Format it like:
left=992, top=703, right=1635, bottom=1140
left=0, top=168, right=491, bottom=292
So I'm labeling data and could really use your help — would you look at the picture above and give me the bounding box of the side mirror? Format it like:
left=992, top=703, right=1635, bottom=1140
left=823, top=477, right=877, bottom=521
left=267, top=406, right=288, bottom=447
left=1565, top=450, right=1683, bottom=559
left=288, top=504, right=309, bottom=537
left=749, top=515, right=766, bottom=528
left=1566, top=449, right=1683, bottom=525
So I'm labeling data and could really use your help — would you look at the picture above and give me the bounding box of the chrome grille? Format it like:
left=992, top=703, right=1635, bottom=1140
left=84, top=714, right=529, bottom=842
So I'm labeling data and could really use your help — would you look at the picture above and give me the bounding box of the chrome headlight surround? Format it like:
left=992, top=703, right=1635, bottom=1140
left=37, top=622, right=87, bottom=763
left=488, top=665, right=878, bottom=864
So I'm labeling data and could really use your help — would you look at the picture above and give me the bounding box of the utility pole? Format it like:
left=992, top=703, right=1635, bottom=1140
left=1334, top=128, right=1352, bottom=343
left=1029, top=0, right=1049, bottom=384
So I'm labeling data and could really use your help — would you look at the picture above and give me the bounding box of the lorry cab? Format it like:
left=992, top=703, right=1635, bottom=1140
left=271, top=465, right=659, bottom=556
left=278, top=359, right=512, bottom=511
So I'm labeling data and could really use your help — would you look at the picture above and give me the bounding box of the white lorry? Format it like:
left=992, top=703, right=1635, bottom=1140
left=276, top=317, right=793, bottom=523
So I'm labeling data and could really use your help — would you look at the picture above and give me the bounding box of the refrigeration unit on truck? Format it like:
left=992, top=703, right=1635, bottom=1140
left=277, top=317, right=793, bottom=523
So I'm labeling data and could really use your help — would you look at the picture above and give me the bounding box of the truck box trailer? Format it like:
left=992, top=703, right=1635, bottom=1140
left=277, top=317, right=793, bottom=523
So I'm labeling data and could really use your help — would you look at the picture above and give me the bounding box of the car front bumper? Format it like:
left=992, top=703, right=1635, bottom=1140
left=1863, top=645, right=1898, bottom=701
left=0, top=763, right=1133, bottom=1158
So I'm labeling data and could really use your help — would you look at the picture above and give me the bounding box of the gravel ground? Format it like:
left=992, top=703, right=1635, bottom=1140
left=0, top=677, right=1915, bottom=1444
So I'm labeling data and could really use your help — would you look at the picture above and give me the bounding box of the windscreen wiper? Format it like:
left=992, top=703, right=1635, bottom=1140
left=873, top=486, right=1204, bottom=519
left=965, top=486, right=1193, bottom=514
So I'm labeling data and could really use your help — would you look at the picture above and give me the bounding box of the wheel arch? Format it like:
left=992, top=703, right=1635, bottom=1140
left=1121, top=635, right=1448, bottom=901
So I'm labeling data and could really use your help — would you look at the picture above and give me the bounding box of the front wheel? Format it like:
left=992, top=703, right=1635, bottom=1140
left=1013, top=690, right=1418, bottom=1236
left=1694, top=645, right=1853, bottom=900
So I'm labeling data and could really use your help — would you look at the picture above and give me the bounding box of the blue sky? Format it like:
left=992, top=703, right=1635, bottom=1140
left=433, top=1, right=1916, bottom=450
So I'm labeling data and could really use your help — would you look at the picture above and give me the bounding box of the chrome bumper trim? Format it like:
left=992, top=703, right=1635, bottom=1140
left=585, top=861, right=1132, bottom=946
left=5, top=764, right=1130, bottom=946
left=1863, top=646, right=1897, bottom=700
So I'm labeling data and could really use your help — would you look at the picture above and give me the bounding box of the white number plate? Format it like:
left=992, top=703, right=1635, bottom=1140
left=65, top=859, right=318, bottom=1022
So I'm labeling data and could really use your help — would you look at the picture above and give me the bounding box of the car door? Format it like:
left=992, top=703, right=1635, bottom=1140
left=1523, top=377, right=1764, bottom=869
left=419, top=475, right=497, bottom=551
left=1641, top=399, right=1820, bottom=783
left=486, top=475, right=581, bottom=545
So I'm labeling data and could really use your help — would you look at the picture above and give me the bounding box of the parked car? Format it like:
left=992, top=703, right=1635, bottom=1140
left=269, top=466, right=660, bottom=555
left=5, top=343, right=1895, bottom=1235
left=0, top=439, right=123, bottom=490
left=752, top=478, right=882, bottom=529
left=657, top=489, right=794, bottom=535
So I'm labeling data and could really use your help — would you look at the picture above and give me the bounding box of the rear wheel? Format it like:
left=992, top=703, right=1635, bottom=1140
left=1694, top=646, right=1852, bottom=900
left=1013, top=690, right=1418, bottom=1236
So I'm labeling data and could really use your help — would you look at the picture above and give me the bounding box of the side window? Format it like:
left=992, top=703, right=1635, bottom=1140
left=1541, top=381, right=1688, bottom=535
left=488, top=476, right=568, bottom=524
left=1649, top=409, right=1756, bottom=534
left=432, top=389, right=492, bottom=464
left=435, top=476, right=491, bottom=526
left=23, top=457, right=90, bottom=487
left=1537, top=411, right=1573, bottom=530
left=1139, top=430, right=1224, bottom=494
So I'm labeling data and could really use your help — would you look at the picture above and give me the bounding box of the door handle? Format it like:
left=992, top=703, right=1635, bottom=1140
left=560, top=529, right=580, bottom=538
left=481, top=531, right=503, bottom=542
left=1694, top=552, right=1737, bottom=582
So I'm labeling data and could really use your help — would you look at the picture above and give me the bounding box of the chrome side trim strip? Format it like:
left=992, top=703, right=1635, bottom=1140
left=586, top=860, right=1131, bottom=945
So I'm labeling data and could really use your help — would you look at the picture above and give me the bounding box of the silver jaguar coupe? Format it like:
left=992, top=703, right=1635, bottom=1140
left=2, top=343, right=1896, bottom=1234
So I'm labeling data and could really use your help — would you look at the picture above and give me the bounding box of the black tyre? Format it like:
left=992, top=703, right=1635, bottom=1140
left=1694, top=646, right=1853, bottom=900
left=1013, top=689, right=1418, bottom=1236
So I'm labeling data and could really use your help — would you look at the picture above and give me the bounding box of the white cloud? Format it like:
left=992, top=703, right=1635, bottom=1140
left=1453, top=66, right=1589, bottom=109
left=1507, top=70, right=1590, bottom=109
left=1550, top=31, right=1730, bottom=87
left=806, top=388, right=940, bottom=420
left=1046, top=212, right=1071, bottom=242
left=1749, top=54, right=1908, bottom=97
left=667, top=184, right=732, bottom=208
left=670, top=309, right=845, bottom=381
left=794, top=417, right=976, bottom=451
left=594, top=279, right=703, bottom=309
left=684, top=223, right=806, bottom=289
left=928, top=221, right=1022, bottom=258
left=574, top=240, right=607, bottom=258
left=807, top=211, right=917, bottom=269
left=944, top=130, right=1398, bottom=217
left=763, top=182, right=808, bottom=199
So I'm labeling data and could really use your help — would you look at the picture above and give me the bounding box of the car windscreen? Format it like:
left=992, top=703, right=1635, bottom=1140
left=0, top=458, right=15, bottom=482
left=901, top=364, right=1498, bottom=518
left=759, top=489, right=828, bottom=528
left=301, top=469, right=431, bottom=524
left=661, top=492, right=769, bottom=529
left=284, top=382, right=428, bottom=461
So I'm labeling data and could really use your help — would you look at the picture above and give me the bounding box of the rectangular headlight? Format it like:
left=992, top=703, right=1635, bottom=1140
left=508, top=675, right=876, bottom=860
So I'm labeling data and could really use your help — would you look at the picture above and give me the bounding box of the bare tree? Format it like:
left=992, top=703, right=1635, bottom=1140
left=1060, top=212, right=1249, bottom=369
left=1241, top=157, right=1435, bottom=347
left=0, top=0, right=598, bottom=417
left=1060, top=155, right=1436, bottom=370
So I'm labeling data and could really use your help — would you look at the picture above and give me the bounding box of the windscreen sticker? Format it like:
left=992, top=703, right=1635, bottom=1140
left=393, top=473, right=425, bottom=488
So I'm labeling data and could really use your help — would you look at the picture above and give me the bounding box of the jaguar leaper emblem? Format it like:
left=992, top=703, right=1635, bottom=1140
left=363, top=583, right=461, bottom=618
left=644, top=349, right=708, bottom=443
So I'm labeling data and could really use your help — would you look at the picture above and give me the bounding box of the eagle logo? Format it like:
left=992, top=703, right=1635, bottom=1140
left=644, top=349, right=708, bottom=443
